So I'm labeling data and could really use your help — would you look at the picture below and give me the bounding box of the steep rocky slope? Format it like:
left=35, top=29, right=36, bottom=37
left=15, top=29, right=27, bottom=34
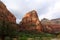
left=0, top=1, right=16, bottom=23
left=19, top=10, right=43, bottom=32
left=0, top=1, right=18, bottom=31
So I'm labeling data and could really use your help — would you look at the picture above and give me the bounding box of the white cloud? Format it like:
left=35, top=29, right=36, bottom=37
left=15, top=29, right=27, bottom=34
left=54, top=1, right=60, bottom=11
left=16, top=18, right=22, bottom=24
left=40, top=0, right=60, bottom=20
left=1, top=0, right=60, bottom=23
left=25, top=0, right=30, bottom=2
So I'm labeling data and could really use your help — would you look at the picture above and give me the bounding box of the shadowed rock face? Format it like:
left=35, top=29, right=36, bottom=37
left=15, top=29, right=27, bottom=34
left=0, top=1, right=16, bottom=23
left=0, top=1, right=19, bottom=34
left=19, top=10, right=42, bottom=32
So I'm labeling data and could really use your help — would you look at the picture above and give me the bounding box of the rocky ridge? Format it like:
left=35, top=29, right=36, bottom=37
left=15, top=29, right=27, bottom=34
left=0, top=1, right=60, bottom=34
left=0, top=1, right=16, bottom=23
left=19, top=10, right=43, bottom=32
left=41, top=18, right=60, bottom=33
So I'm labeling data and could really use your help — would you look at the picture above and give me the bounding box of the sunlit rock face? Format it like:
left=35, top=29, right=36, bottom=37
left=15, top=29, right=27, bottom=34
left=41, top=18, right=60, bottom=33
left=0, top=1, right=16, bottom=23
left=19, top=10, right=43, bottom=32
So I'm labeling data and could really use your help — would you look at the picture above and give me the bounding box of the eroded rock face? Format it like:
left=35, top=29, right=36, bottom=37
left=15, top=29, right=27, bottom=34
left=0, top=1, right=16, bottom=23
left=41, top=18, right=52, bottom=33
left=19, top=10, right=42, bottom=32
left=41, top=18, right=60, bottom=33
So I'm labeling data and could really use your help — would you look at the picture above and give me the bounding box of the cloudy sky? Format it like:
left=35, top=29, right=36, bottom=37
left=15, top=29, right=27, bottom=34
left=1, top=0, right=60, bottom=23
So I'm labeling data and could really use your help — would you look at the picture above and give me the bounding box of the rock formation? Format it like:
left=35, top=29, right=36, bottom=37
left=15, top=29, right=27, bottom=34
left=41, top=18, right=60, bottom=33
left=0, top=1, right=16, bottom=23
left=1, top=1, right=60, bottom=34
left=0, top=1, right=19, bottom=31
left=19, top=10, right=42, bottom=32
left=51, top=18, right=60, bottom=24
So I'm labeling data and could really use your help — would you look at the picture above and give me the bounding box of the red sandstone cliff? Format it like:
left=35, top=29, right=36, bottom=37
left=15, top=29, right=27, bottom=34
left=0, top=1, right=16, bottom=23
left=1, top=1, right=60, bottom=34
left=19, top=10, right=42, bottom=32
left=41, top=18, right=60, bottom=33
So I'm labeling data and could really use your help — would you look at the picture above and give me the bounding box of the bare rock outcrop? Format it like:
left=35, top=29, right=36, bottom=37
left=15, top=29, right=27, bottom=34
left=0, top=1, right=16, bottom=23
left=19, top=10, right=42, bottom=32
left=41, top=18, right=60, bottom=33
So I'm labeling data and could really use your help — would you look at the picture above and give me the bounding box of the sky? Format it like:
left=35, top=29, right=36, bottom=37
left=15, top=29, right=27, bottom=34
left=1, top=0, right=60, bottom=23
